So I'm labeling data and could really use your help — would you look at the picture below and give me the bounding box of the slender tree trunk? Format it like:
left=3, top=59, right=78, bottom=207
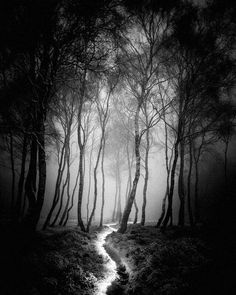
left=87, top=132, right=95, bottom=224
left=87, top=132, right=104, bottom=231
left=116, top=157, right=122, bottom=223
left=193, top=135, right=204, bottom=225
left=125, top=175, right=130, bottom=203
left=59, top=160, right=71, bottom=226
left=118, top=103, right=141, bottom=233
left=56, top=109, right=74, bottom=226
left=77, top=120, right=86, bottom=231
left=43, top=136, right=67, bottom=229
left=16, top=134, right=28, bottom=220
left=64, top=166, right=80, bottom=226
left=133, top=199, right=139, bottom=224
left=156, top=104, right=171, bottom=228
left=125, top=144, right=134, bottom=221
left=178, top=140, right=185, bottom=226
left=77, top=69, right=87, bottom=231
left=33, top=117, right=46, bottom=230
left=87, top=86, right=111, bottom=231
left=156, top=191, right=168, bottom=228
left=156, top=148, right=173, bottom=228
left=162, top=140, right=179, bottom=228
left=112, top=172, right=118, bottom=222
left=161, top=97, right=184, bottom=229
left=125, top=144, right=132, bottom=202
left=59, top=139, right=71, bottom=226
left=51, top=176, right=68, bottom=226
left=141, top=127, right=150, bottom=226
left=51, top=139, right=71, bottom=226
left=23, top=136, right=38, bottom=229
left=100, top=137, right=106, bottom=227
left=194, top=158, right=199, bottom=224
left=77, top=144, right=86, bottom=231
left=187, top=140, right=194, bottom=226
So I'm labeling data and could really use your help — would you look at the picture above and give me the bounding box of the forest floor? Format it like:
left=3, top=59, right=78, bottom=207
left=105, top=223, right=236, bottom=295
left=0, top=221, right=106, bottom=295
left=0, top=220, right=235, bottom=295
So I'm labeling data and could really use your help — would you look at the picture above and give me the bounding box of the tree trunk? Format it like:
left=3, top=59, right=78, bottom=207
left=116, top=156, right=122, bottom=223
left=178, top=140, right=185, bottom=226
left=59, top=163, right=71, bottom=225
left=59, top=142, right=71, bottom=226
left=133, top=199, right=139, bottom=224
left=112, top=173, right=118, bottom=222
left=162, top=140, right=179, bottom=228
left=23, top=135, right=38, bottom=230
left=87, top=132, right=95, bottom=225
left=33, top=119, right=46, bottom=230
left=43, top=136, right=67, bottom=230
left=100, top=137, right=106, bottom=227
left=156, top=191, right=168, bottom=227
left=125, top=144, right=132, bottom=202
left=156, top=146, right=173, bottom=228
left=77, top=144, right=86, bottom=231
left=16, top=134, right=28, bottom=220
left=187, top=140, right=194, bottom=226
left=77, top=69, right=87, bottom=231
left=156, top=104, right=171, bottom=228
left=125, top=175, right=130, bottom=203
left=64, top=166, right=80, bottom=226
left=193, top=135, right=204, bottom=225
left=141, top=127, right=150, bottom=226
left=51, top=140, right=70, bottom=227
left=51, top=176, right=68, bottom=226
left=87, top=132, right=104, bottom=231
left=118, top=103, right=141, bottom=233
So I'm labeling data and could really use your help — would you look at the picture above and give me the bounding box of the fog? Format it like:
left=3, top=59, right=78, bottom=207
left=0, top=0, right=235, bottom=236
left=1, top=109, right=236, bottom=228
left=43, top=138, right=167, bottom=224
left=1, top=1, right=236, bottom=294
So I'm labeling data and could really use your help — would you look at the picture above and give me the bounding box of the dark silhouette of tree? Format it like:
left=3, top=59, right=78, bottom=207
left=117, top=7, right=171, bottom=233
left=86, top=130, right=96, bottom=225
left=43, top=91, right=77, bottom=229
left=160, top=1, right=236, bottom=228
left=0, top=0, right=126, bottom=230
left=87, top=79, right=116, bottom=231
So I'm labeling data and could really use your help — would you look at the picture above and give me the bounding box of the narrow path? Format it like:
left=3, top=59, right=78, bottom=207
left=95, top=224, right=119, bottom=295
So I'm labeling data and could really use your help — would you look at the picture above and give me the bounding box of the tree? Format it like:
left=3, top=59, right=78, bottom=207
left=0, top=0, right=125, bottom=231
left=43, top=91, right=77, bottom=229
left=118, top=8, right=170, bottom=233
left=87, top=78, right=115, bottom=231
left=160, top=1, right=236, bottom=228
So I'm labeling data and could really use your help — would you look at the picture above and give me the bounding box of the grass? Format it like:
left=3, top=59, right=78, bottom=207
left=0, top=225, right=105, bottom=295
left=106, top=224, right=235, bottom=295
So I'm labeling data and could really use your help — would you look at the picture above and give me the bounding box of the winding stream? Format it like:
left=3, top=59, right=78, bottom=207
left=95, top=224, right=118, bottom=295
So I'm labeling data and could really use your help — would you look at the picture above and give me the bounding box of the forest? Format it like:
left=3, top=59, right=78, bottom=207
left=0, top=0, right=235, bottom=294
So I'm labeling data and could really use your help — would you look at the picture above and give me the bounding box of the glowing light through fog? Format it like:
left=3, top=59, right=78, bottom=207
left=95, top=224, right=118, bottom=295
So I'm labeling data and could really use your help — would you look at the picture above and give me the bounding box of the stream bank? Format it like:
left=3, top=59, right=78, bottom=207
left=1, top=222, right=234, bottom=295
left=0, top=225, right=106, bottom=295
left=105, top=224, right=236, bottom=295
